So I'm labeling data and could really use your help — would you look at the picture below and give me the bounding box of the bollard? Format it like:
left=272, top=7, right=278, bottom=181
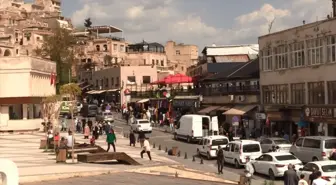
left=165, top=147, right=168, bottom=153
left=159, top=145, right=161, bottom=150
left=175, top=171, right=178, bottom=178
left=192, top=155, right=195, bottom=162
left=184, top=152, right=187, bottom=159
left=153, top=143, right=156, bottom=148
left=200, top=158, right=204, bottom=164
left=177, top=151, right=181, bottom=157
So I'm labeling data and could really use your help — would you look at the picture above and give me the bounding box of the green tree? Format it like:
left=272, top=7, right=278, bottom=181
left=59, top=83, right=82, bottom=163
left=84, top=18, right=92, bottom=28
left=35, top=27, right=77, bottom=93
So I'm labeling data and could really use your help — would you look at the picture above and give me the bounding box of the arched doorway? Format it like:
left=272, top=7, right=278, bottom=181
left=4, top=49, right=11, bottom=56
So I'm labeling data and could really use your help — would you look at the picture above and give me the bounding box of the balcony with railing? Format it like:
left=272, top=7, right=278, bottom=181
left=130, top=85, right=260, bottom=99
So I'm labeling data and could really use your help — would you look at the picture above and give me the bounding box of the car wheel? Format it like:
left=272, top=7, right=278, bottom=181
left=313, top=157, right=318, bottom=161
left=234, top=159, right=240, bottom=169
left=187, top=136, right=191, bottom=143
left=207, top=152, right=211, bottom=160
left=269, top=169, right=275, bottom=180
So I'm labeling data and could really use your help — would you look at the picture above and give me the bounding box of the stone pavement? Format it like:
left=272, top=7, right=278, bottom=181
left=23, top=172, right=234, bottom=185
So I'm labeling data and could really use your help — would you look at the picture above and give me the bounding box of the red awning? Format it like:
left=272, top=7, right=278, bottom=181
left=163, top=74, right=193, bottom=84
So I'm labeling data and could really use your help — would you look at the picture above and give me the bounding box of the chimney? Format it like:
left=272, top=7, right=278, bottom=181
left=333, top=0, right=336, bottom=17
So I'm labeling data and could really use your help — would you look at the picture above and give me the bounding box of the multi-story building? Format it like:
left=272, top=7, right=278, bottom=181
left=259, top=15, right=336, bottom=137
left=165, top=41, right=198, bottom=74
left=0, top=0, right=62, bottom=15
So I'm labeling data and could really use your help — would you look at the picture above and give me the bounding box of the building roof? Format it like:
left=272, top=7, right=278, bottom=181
left=87, top=25, right=122, bottom=34
left=202, top=58, right=259, bottom=81
left=202, top=44, right=259, bottom=56
left=130, top=40, right=164, bottom=48
left=201, top=62, right=246, bottom=81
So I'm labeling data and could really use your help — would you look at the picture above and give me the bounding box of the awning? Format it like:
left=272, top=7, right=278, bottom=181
left=137, top=99, right=150, bottom=103
left=107, top=89, right=118, bottom=92
left=86, top=90, right=97, bottom=94
left=81, top=84, right=91, bottom=89
left=218, top=106, right=231, bottom=111
left=223, top=105, right=257, bottom=115
left=94, top=90, right=106, bottom=94
left=198, top=106, right=220, bottom=114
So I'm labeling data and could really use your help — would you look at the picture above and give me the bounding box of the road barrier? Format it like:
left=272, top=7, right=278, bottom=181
left=158, top=145, right=161, bottom=150
left=184, top=152, right=187, bottom=159
left=192, top=155, right=196, bottom=162
left=165, top=147, right=168, bottom=153
left=153, top=143, right=156, bottom=148
left=200, top=158, right=204, bottom=164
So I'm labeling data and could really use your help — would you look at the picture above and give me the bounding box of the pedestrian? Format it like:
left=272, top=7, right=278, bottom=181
left=66, top=130, right=74, bottom=158
left=106, top=129, right=116, bottom=152
left=244, top=156, right=254, bottom=185
left=312, top=171, right=328, bottom=185
left=140, top=138, right=152, bottom=160
left=309, top=168, right=318, bottom=185
left=92, top=122, right=99, bottom=140
left=216, top=145, right=224, bottom=174
left=284, top=164, right=299, bottom=185
left=228, top=127, right=234, bottom=141
left=129, top=130, right=136, bottom=147
left=299, top=174, right=308, bottom=185
left=84, top=124, right=90, bottom=139
left=138, top=130, right=146, bottom=147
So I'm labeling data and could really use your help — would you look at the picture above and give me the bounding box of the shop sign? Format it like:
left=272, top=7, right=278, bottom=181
left=255, top=113, right=266, bottom=120
left=173, top=100, right=196, bottom=107
left=304, top=107, right=336, bottom=119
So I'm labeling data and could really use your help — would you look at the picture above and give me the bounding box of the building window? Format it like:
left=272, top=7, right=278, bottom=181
left=96, top=45, right=100, bottom=51
left=120, top=45, right=124, bottom=52
left=127, top=76, right=136, bottom=84
left=160, top=60, right=164, bottom=66
left=152, top=59, right=155, bottom=65
left=156, top=60, right=159, bottom=65
left=327, top=81, right=336, bottom=104
left=115, top=77, right=119, bottom=87
left=308, top=82, right=325, bottom=104
left=274, top=45, right=288, bottom=69
left=307, top=38, right=323, bottom=65
left=262, top=84, right=288, bottom=104
left=176, top=50, right=180, bottom=55
left=181, top=66, right=184, bottom=71
left=327, top=35, right=336, bottom=63
left=113, top=44, right=117, bottom=51
left=262, top=49, right=272, bottom=71
left=103, top=44, right=108, bottom=51
left=290, top=41, right=304, bottom=67
left=142, top=76, right=151, bottom=84
left=291, top=83, right=305, bottom=104
left=105, top=78, right=109, bottom=87
left=111, top=77, right=114, bottom=86
left=100, top=79, right=103, bottom=88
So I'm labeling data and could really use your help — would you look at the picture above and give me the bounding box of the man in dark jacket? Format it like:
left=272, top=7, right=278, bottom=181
left=284, top=164, right=299, bottom=185
left=216, top=145, right=224, bottom=174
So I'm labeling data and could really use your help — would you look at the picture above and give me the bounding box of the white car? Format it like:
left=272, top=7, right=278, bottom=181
left=252, top=152, right=303, bottom=180
left=197, top=135, right=229, bottom=160
left=260, top=137, right=292, bottom=153
left=297, top=161, right=336, bottom=185
left=131, top=119, right=152, bottom=133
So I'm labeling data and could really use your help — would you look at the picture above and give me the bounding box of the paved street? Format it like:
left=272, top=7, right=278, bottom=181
left=23, top=172, right=227, bottom=185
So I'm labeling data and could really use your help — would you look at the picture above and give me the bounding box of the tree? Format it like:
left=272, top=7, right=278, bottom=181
left=60, top=83, right=82, bottom=163
left=84, top=18, right=92, bottom=28
left=34, top=27, right=77, bottom=93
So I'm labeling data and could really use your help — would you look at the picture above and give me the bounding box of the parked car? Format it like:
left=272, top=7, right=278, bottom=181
left=174, top=114, right=219, bottom=143
left=96, top=111, right=114, bottom=122
left=223, top=140, right=262, bottom=168
left=290, top=136, right=336, bottom=163
left=131, top=119, right=152, bottom=133
left=252, top=152, right=303, bottom=180
left=297, top=161, right=336, bottom=185
left=197, top=135, right=229, bottom=160
left=260, top=137, right=292, bottom=153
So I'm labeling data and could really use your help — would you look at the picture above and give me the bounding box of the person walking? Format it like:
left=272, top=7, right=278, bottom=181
left=129, top=130, right=136, bottom=147
left=138, top=130, right=146, bottom=147
left=84, top=124, right=90, bottom=139
left=312, top=171, right=328, bottom=185
left=244, top=157, right=254, bottom=185
left=284, top=164, right=299, bottom=185
left=216, top=145, right=224, bottom=174
left=140, top=138, right=152, bottom=160
left=106, top=129, right=116, bottom=152
left=309, top=168, right=318, bottom=185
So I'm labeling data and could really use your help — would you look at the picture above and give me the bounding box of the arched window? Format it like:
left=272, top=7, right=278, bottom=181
left=103, top=44, right=108, bottom=51
left=96, top=45, right=100, bottom=51
left=4, top=49, right=11, bottom=56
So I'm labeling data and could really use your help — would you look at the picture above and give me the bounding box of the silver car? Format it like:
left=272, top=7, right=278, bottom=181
left=96, top=112, right=114, bottom=122
left=260, top=137, right=292, bottom=153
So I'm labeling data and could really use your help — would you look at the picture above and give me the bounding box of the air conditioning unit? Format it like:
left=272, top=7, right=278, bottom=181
left=229, top=95, right=234, bottom=101
left=238, top=95, right=245, bottom=102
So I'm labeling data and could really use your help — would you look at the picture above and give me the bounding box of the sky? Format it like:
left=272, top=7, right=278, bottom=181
left=26, top=0, right=333, bottom=49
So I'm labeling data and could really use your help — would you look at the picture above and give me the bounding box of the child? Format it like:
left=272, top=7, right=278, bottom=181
left=299, top=174, right=308, bottom=185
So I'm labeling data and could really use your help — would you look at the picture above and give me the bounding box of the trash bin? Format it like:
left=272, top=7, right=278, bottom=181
left=172, top=147, right=178, bottom=156
left=56, top=149, right=67, bottom=163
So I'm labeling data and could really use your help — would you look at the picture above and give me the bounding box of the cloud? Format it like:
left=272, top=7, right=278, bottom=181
left=71, top=0, right=332, bottom=49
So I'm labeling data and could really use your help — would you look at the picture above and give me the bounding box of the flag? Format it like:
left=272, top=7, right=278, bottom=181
left=50, top=73, right=56, bottom=85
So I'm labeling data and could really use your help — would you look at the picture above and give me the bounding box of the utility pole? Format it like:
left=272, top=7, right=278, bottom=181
left=333, top=0, right=336, bottom=17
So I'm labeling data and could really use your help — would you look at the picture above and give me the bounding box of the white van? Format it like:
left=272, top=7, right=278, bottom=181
left=174, top=114, right=219, bottom=143
left=223, top=140, right=262, bottom=168
left=290, top=136, right=336, bottom=163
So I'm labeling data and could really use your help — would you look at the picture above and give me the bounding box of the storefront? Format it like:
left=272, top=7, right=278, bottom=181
left=172, top=96, right=201, bottom=115
left=304, top=106, right=336, bottom=136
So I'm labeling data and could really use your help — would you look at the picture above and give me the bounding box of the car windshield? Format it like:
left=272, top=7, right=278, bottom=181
left=325, top=139, right=336, bottom=149
left=139, top=120, right=149, bottom=124
left=242, top=144, right=260, bottom=153
left=275, top=155, right=297, bottom=161
left=321, top=165, right=336, bottom=172
left=274, top=139, right=290, bottom=144
left=212, top=139, right=229, bottom=146
left=103, top=112, right=112, bottom=116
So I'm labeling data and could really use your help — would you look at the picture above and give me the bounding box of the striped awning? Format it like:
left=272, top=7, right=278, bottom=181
left=223, top=105, right=257, bottom=115
left=198, top=106, right=220, bottom=114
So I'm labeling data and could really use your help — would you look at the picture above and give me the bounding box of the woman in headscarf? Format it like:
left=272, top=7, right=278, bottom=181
left=84, top=124, right=90, bottom=139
